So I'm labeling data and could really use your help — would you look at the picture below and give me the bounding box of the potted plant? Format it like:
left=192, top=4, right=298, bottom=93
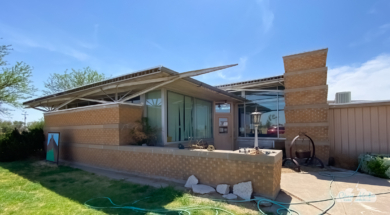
left=130, top=117, right=159, bottom=146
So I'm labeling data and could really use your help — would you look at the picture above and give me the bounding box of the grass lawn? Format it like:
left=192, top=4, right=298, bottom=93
left=0, top=160, right=263, bottom=215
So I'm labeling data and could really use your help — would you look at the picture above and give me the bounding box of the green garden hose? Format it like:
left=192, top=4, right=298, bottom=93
left=84, top=161, right=371, bottom=215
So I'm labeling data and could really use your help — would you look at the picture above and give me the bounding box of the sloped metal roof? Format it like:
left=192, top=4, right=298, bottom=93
left=23, top=65, right=246, bottom=105
left=215, top=75, right=284, bottom=89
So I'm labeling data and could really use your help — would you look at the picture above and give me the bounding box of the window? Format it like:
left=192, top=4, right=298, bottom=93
left=146, top=91, right=162, bottom=144
left=215, top=103, right=231, bottom=113
left=167, top=91, right=212, bottom=142
left=219, top=118, right=228, bottom=133
left=238, top=91, right=285, bottom=138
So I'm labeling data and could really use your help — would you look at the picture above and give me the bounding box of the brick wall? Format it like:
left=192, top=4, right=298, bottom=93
left=283, top=49, right=330, bottom=164
left=285, top=88, right=328, bottom=106
left=285, top=108, right=328, bottom=123
left=284, top=68, right=327, bottom=89
left=44, top=104, right=143, bottom=146
left=60, top=144, right=283, bottom=200
left=284, top=50, right=327, bottom=73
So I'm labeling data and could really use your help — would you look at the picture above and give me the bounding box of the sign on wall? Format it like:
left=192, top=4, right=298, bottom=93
left=46, top=132, right=60, bottom=164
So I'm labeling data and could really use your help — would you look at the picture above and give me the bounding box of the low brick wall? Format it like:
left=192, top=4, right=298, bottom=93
left=60, top=144, right=282, bottom=199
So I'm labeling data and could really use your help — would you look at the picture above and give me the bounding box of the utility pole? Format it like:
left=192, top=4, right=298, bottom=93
left=22, top=112, right=28, bottom=127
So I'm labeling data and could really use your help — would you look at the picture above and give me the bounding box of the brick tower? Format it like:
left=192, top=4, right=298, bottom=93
left=283, top=49, right=330, bottom=164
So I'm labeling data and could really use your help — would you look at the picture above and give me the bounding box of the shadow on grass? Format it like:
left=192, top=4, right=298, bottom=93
left=0, top=159, right=187, bottom=215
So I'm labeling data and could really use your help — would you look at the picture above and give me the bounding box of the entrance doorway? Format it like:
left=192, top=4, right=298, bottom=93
left=213, top=102, right=234, bottom=150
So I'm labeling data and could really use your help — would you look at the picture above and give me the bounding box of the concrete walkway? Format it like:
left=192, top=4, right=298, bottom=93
left=279, top=167, right=390, bottom=215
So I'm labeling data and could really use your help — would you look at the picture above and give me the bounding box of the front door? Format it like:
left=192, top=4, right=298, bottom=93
left=214, top=116, right=233, bottom=150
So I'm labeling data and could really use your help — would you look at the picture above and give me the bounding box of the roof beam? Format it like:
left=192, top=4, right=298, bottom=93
left=32, top=64, right=240, bottom=109
left=177, top=64, right=238, bottom=78
left=118, top=65, right=238, bottom=103
left=27, top=77, right=174, bottom=108
left=118, top=77, right=180, bottom=102
left=77, top=98, right=110, bottom=104
left=31, top=107, right=48, bottom=112
left=221, top=79, right=284, bottom=91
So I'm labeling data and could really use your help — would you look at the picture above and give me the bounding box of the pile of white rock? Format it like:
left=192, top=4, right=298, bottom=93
left=184, top=175, right=257, bottom=201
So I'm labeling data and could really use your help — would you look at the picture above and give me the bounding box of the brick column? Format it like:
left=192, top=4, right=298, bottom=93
left=283, top=49, right=330, bottom=164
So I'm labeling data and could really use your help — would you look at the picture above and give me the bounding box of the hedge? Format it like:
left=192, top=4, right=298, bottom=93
left=0, top=128, right=45, bottom=162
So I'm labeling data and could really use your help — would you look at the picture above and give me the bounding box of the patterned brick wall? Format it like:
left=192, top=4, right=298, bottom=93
left=284, top=126, right=328, bottom=143
left=285, top=88, right=328, bottom=106
left=283, top=49, right=330, bottom=165
left=285, top=108, right=328, bottom=123
left=119, top=105, right=143, bottom=144
left=284, top=69, right=327, bottom=89
left=44, top=104, right=143, bottom=146
left=45, top=128, right=120, bottom=145
left=60, top=145, right=282, bottom=199
left=45, top=105, right=120, bottom=126
left=284, top=50, right=327, bottom=73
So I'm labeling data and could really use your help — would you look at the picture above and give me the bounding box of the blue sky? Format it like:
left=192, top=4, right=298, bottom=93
left=1, top=0, right=390, bottom=122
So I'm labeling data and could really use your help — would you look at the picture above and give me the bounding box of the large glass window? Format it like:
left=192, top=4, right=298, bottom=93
left=146, top=91, right=162, bottom=144
left=167, top=91, right=212, bottom=142
left=194, top=98, right=213, bottom=139
left=238, top=91, right=285, bottom=138
left=278, top=93, right=286, bottom=138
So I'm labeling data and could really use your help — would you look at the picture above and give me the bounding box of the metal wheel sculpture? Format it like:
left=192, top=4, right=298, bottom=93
left=282, top=132, right=324, bottom=172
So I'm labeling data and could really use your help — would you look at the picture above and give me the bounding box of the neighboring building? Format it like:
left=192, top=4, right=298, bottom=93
left=23, top=48, right=390, bottom=171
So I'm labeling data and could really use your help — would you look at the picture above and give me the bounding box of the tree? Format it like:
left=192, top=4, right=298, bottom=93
left=43, top=67, right=106, bottom=95
left=0, top=43, right=36, bottom=115
left=27, top=118, right=44, bottom=130
left=0, top=119, right=25, bottom=134
left=265, top=114, right=277, bottom=128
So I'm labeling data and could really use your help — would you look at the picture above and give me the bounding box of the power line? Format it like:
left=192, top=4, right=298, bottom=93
left=22, top=112, right=28, bottom=127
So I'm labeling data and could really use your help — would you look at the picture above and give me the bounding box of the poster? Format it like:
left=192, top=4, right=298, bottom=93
left=46, top=132, right=60, bottom=164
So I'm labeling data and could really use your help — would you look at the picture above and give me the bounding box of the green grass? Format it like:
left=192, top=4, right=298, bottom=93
left=0, top=160, right=261, bottom=215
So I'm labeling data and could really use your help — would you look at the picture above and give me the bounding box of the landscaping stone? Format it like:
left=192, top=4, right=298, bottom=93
left=233, top=181, right=253, bottom=200
left=185, top=175, right=198, bottom=188
left=216, top=184, right=230, bottom=194
left=192, top=184, right=215, bottom=194
left=222, top=193, right=238, bottom=200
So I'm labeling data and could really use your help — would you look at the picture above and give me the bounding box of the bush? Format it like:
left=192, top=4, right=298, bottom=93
left=0, top=127, right=45, bottom=162
left=129, top=117, right=159, bottom=146
left=359, top=154, right=390, bottom=179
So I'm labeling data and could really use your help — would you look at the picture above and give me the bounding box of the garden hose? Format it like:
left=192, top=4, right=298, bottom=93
left=84, top=160, right=378, bottom=215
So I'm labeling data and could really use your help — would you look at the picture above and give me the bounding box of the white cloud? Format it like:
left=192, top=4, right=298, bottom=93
left=194, top=56, right=248, bottom=85
left=257, top=0, right=274, bottom=33
left=328, top=54, right=390, bottom=101
left=0, top=22, right=91, bottom=61
left=216, top=56, right=247, bottom=80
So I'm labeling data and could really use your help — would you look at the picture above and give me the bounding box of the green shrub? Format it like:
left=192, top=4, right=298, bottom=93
left=0, top=127, right=44, bottom=162
left=359, top=154, right=390, bottom=179
left=367, top=157, right=389, bottom=178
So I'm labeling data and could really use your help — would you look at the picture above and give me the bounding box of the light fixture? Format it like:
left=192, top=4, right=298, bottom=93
left=251, top=107, right=262, bottom=148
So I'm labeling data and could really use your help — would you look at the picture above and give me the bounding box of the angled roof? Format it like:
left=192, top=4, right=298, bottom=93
left=215, top=75, right=284, bottom=89
left=23, top=65, right=246, bottom=106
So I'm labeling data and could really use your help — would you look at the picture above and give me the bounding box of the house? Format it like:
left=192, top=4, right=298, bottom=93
left=23, top=48, right=390, bottom=198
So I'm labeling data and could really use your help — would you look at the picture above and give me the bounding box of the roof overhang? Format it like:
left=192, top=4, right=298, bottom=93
left=215, top=75, right=284, bottom=90
left=23, top=64, right=246, bottom=111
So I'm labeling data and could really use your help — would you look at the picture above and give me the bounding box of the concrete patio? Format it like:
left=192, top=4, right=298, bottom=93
left=264, top=167, right=390, bottom=215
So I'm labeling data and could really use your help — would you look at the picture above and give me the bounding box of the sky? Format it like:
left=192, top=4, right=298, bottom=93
left=1, top=0, right=390, bottom=122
